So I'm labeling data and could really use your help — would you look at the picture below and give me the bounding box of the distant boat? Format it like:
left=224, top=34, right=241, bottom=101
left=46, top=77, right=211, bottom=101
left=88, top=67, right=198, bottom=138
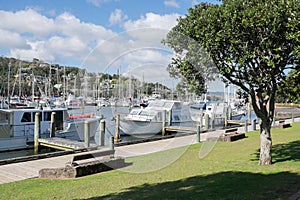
left=120, top=99, right=191, bottom=136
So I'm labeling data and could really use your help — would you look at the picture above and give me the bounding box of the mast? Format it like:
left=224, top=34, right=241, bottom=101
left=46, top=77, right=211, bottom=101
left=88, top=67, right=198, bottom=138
left=18, top=60, right=22, bottom=97
left=7, top=61, right=11, bottom=97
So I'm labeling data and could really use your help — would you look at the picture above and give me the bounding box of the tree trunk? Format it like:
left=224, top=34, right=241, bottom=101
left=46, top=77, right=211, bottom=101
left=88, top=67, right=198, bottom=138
left=259, top=123, right=272, bottom=165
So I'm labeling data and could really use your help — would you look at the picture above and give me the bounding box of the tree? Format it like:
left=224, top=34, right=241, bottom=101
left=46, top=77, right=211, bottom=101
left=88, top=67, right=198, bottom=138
left=277, top=69, right=300, bottom=103
left=163, top=0, right=300, bottom=165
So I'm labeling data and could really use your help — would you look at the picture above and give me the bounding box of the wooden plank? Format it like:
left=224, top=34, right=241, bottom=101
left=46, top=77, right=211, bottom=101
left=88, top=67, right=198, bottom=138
left=38, top=138, right=97, bottom=151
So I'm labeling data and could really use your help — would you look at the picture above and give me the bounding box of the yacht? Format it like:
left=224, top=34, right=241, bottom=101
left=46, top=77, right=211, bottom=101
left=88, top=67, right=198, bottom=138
left=119, top=99, right=191, bottom=136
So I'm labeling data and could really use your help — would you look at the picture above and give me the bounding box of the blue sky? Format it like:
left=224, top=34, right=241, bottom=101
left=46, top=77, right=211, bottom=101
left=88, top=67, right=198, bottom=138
left=0, top=0, right=221, bottom=89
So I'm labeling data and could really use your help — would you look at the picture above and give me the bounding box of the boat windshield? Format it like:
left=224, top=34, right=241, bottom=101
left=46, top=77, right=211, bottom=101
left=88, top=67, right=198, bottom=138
left=147, top=101, right=175, bottom=110
left=140, top=110, right=157, bottom=117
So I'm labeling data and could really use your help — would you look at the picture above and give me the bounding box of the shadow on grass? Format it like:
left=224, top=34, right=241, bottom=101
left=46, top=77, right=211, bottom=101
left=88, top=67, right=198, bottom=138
left=252, top=140, right=300, bottom=164
left=83, top=171, right=300, bottom=200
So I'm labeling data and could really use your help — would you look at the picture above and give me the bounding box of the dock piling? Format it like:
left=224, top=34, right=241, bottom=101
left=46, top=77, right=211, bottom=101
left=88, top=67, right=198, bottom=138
left=109, top=136, right=114, bottom=150
left=168, top=110, right=172, bottom=126
left=50, top=112, right=56, bottom=137
left=197, top=125, right=201, bottom=142
left=244, top=120, right=248, bottom=133
left=115, top=114, right=120, bottom=142
left=34, top=112, right=41, bottom=154
left=84, top=120, right=90, bottom=148
left=204, top=114, right=209, bottom=131
left=252, top=119, right=256, bottom=131
left=99, top=119, right=105, bottom=146
left=162, top=110, right=166, bottom=136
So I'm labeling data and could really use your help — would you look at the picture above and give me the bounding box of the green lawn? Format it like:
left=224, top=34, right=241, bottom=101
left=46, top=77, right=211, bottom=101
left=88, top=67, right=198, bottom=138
left=1, top=123, right=300, bottom=200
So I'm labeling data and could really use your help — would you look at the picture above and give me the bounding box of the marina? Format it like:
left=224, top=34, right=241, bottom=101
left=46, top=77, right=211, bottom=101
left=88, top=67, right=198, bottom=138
left=0, top=116, right=299, bottom=184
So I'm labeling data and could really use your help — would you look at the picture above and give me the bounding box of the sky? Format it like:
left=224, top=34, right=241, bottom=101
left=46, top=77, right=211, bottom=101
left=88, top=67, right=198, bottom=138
left=0, top=0, right=221, bottom=90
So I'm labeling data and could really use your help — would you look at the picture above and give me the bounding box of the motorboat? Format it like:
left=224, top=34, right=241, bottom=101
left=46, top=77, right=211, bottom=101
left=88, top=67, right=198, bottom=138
left=0, top=107, right=69, bottom=151
left=119, top=99, right=191, bottom=136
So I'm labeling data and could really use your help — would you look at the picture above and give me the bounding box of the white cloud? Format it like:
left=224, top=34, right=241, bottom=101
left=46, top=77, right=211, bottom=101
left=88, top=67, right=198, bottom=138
left=0, top=7, right=181, bottom=88
left=86, top=0, right=111, bottom=7
left=164, top=0, right=180, bottom=8
left=0, top=29, right=30, bottom=49
left=109, top=9, right=128, bottom=26
left=0, top=9, right=56, bottom=36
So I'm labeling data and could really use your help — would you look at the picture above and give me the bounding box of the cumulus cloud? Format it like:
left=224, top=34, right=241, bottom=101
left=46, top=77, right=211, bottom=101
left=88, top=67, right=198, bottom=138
left=0, top=7, right=180, bottom=87
left=164, top=0, right=180, bottom=8
left=109, top=9, right=128, bottom=26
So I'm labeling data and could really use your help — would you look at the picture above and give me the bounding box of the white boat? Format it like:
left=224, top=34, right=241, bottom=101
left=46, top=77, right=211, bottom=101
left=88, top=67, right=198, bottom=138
left=120, top=100, right=191, bottom=136
left=0, top=107, right=69, bottom=151
left=57, top=113, right=102, bottom=140
left=189, top=101, right=245, bottom=127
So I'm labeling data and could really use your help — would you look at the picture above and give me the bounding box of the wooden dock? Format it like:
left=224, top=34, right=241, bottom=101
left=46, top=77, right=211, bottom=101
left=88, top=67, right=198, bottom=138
left=165, top=126, right=197, bottom=133
left=38, top=138, right=97, bottom=151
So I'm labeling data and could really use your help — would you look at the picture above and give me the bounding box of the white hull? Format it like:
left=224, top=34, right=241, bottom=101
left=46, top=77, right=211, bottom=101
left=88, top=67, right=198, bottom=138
left=120, top=120, right=162, bottom=136
left=58, top=117, right=102, bottom=140
left=0, top=137, right=28, bottom=152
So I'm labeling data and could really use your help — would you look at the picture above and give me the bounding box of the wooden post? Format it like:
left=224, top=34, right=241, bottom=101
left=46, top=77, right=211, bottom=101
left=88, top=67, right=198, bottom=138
left=197, top=125, right=201, bottom=142
left=199, top=108, right=203, bottom=128
left=211, top=113, right=215, bottom=130
left=84, top=120, right=90, bottom=148
left=204, top=114, right=209, bottom=131
left=50, top=112, right=56, bottom=137
left=109, top=136, right=114, bottom=150
left=224, top=107, right=228, bottom=127
left=247, top=103, right=251, bottom=124
left=162, top=110, right=166, bottom=136
left=99, top=119, right=105, bottom=146
left=252, top=119, right=256, bottom=131
left=115, top=114, right=120, bottom=142
left=168, top=110, right=172, bottom=126
left=244, top=120, right=248, bottom=133
left=34, top=112, right=40, bottom=154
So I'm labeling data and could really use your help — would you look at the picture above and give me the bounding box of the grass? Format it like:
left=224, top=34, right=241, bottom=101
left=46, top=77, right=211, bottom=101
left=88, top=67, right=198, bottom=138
left=1, top=123, right=300, bottom=199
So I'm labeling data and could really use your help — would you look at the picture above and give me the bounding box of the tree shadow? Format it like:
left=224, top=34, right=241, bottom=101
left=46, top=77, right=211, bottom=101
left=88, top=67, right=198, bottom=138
left=252, top=140, right=300, bottom=163
left=81, top=171, right=300, bottom=200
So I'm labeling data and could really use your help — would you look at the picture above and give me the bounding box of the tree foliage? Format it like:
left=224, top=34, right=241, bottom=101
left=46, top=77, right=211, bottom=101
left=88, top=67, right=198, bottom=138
left=277, top=69, right=300, bottom=103
left=164, top=0, right=300, bottom=165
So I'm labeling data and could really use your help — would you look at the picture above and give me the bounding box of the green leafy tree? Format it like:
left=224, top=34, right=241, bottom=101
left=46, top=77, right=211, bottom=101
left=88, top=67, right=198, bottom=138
left=164, top=0, right=300, bottom=165
left=277, top=69, right=300, bottom=103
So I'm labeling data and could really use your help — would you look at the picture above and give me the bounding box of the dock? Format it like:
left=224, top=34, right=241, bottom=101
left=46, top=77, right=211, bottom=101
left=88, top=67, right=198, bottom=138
left=38, top=138, right=98, bottom=151
left=165, top=126, right=197, bottom=133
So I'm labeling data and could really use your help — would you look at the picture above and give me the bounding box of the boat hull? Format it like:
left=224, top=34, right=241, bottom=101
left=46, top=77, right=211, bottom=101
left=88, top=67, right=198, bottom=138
left=120, top=120, right=163, bottom=136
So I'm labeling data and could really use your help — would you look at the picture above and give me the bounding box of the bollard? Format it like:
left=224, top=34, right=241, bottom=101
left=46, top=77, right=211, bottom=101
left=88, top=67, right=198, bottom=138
left=115, top=114, right=120, bottom=142
left=84, top=120, right=90, bottom=148
left=50, top=112, right=56, bottom=137
left=244, top=120, right=248, bottom=133
left=292, top=113, right=294, bottom=123
left=99, top=119, right=105, bottom=146
left=197, top=125, right=201, bottom=142
left=204, top=114, right=209, bottom=131
left=34, top=112, right=41, bottom=154
left=162, top=110, right=166, bottom=136
left=109, top=136, right=114, bottom=150
left=252, top=119, right=256, bottom=131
